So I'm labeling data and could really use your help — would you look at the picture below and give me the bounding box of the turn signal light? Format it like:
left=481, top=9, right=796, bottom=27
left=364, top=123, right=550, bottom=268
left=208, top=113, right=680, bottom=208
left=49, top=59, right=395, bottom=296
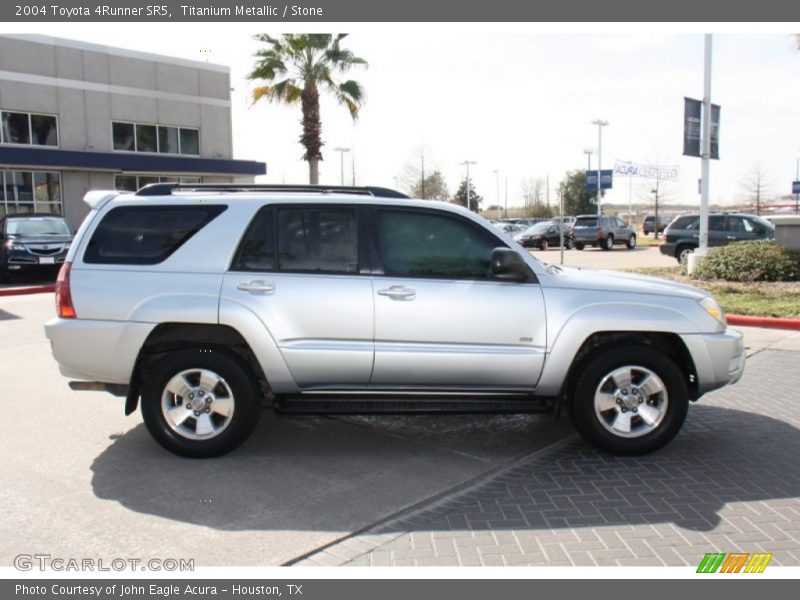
left=55, top=262, right=76, bottom=319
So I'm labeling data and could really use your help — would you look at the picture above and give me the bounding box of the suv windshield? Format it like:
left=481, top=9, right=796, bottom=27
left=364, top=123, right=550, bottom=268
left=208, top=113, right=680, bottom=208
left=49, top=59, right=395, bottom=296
left=5, top=217, right=70, bottom=236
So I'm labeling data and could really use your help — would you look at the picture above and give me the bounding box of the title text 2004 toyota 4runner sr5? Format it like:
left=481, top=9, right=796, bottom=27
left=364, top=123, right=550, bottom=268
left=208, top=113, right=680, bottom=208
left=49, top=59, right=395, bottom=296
left=45, top=184, right=745, bottom=458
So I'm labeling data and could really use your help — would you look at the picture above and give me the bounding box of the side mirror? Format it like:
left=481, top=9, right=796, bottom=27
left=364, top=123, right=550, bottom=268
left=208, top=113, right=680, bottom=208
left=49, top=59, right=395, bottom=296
left=491, top=248, right=531, bottom=282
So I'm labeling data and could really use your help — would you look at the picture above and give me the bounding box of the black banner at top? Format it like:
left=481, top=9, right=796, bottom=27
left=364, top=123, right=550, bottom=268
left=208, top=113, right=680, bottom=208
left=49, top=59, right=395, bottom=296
left=1, top=0, right=799, bottom=21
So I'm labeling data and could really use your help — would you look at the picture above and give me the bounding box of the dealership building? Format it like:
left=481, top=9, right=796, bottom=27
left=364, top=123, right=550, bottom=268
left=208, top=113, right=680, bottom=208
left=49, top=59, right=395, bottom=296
left=0, top=34, right=266, bottom=227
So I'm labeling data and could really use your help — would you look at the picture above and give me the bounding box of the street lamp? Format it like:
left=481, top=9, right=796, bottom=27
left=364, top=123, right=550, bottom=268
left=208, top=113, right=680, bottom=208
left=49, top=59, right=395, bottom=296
left=460, top=160, right=477, bottom=211
left=492, top=169, right=501, bottom=219
left=333, top=147, right=350, bottom=185
left=591, top=120, right=609, bottom=217
left=583, top=147, right=594, bottom=172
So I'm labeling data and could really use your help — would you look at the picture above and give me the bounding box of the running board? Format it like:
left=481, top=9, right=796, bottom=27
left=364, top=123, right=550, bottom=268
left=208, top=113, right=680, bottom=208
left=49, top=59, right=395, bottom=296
left=273, top=394, right=555, bottom=415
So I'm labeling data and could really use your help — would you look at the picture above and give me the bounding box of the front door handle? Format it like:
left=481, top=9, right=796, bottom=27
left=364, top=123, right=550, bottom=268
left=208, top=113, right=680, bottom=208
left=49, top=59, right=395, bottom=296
left=377, top=285, right=416, bottom=300
left=237, top=280, right=276, bottom=295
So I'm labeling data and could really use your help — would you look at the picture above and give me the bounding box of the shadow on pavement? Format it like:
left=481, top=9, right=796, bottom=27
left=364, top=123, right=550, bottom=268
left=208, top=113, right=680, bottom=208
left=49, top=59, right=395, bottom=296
left=89, top=405, right=799, bottom=534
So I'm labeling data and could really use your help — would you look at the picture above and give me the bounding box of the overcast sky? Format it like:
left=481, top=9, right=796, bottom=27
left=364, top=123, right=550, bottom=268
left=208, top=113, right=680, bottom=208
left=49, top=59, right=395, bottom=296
left=3, top=23, right=799, bottom=209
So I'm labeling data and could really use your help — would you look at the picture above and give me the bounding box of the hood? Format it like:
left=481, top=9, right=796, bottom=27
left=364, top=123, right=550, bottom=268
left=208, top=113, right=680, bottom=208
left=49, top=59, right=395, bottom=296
left=540, top=264, right=708, bottom=301
left=8, top=234, right=73, bottom=245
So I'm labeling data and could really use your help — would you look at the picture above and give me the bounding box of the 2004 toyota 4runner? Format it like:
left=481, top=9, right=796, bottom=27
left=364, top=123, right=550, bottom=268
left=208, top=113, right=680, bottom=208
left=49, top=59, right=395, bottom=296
left=45, top=184, right=745, bottom=458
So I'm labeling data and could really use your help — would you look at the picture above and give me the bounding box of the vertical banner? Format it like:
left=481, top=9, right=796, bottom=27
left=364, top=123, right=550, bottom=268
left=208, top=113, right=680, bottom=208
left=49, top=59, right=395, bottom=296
left=710, top=103, right=721, bottom=160
left=682, top=97, right=702, bottom=157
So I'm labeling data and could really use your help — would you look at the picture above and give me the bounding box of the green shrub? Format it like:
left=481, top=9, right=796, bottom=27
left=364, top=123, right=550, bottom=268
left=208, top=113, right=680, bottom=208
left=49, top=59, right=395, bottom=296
left=692, top=240, right=800, bottom=282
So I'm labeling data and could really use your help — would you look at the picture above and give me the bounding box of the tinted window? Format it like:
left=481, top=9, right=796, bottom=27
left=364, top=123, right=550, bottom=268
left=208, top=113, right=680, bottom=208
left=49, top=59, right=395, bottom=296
left=112, top=122, right=135, bottom=151
left=727, top=216, right=753, bottom=233
left=84, top=205, right=226, bottom=265
left=669, top=215, right=698, bottom=230
left=231, top=208, right=275, bottom=272
left=30, top=115, right=58, bottom=146
left=2, top=112, right=30, bottom=144
left=377, top=210, right=500, bottom=279
left=136, top=124, right=157, bottom=153
left=709, top=216, right=725, bottom=231
left=574, top=217, right=598, bottom=227
left=158, top=126, right=179, bottom=154
left=276, top=207, right=358, bottom=273
left=180, top=128, right=200, bottom=155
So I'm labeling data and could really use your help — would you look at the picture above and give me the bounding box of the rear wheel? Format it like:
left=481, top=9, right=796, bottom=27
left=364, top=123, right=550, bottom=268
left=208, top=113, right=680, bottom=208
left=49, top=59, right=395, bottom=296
left=541, top=239, right=549, bottom=251
left=565, top=237, right=574, bottom=250
left=676, top=244, right=694, bottom=264
left=626, top=234, right=637, bottom=249
left=569, top=346, right=688, bottom=455
left=141, top=347, right=261, bottom=458
left=575, top=242, right=585, bottom=251
left=602, top=235, right=614, bottom=250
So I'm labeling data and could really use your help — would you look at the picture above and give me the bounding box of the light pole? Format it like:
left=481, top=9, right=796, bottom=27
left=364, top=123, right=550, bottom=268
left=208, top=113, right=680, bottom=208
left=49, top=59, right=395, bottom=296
left=334, top=147, right=350, bottom=185
left=492, top=169, right=500, bottom=219
left=460, top=160, right=477, bottom=211
left=795, top=152, right=799, bottom=214
left=591, top=120, right=609, bottom=217
left=583, top=147, right=594, bottom=172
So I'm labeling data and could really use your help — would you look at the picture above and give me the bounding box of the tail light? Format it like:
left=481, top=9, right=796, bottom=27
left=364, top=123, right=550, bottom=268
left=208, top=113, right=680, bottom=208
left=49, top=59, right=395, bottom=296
left=55, top=262, right=76, bottom=319
left=596, top=226, right=604, bottom=234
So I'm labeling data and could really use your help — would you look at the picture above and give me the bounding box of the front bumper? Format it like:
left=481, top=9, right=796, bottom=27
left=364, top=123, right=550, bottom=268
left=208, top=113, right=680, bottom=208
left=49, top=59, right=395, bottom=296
left=659, top=242, right=677, bottom=257
left=680, top=327, right=746, bottom=396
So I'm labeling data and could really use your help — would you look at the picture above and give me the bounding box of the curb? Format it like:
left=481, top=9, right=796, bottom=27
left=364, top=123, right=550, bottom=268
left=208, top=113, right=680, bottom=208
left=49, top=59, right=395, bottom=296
left=727, top=314, right=800, bottom=331
left=0, top=284, right=54, bottom=297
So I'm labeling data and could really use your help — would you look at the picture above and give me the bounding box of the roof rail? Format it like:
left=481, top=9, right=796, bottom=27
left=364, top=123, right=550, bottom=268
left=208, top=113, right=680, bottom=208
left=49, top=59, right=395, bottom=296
left=134, top=183, right=410, bottom=199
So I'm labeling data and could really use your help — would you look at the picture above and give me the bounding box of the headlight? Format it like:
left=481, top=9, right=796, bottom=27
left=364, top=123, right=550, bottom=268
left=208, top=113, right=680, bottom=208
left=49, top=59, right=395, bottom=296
left=5, top=240, right=24, bottom=250
left=699, top=296, right=726, bottom=326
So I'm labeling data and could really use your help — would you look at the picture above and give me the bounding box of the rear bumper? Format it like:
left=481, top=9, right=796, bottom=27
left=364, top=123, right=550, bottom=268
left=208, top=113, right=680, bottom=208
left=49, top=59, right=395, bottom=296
left=44, top=317, right=155, bottom=384
left=680, top=328, right=746, bottom=396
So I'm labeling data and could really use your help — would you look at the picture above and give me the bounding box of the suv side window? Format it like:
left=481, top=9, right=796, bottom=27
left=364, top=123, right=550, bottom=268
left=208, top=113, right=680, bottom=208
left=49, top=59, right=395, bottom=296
left=727, top=216, right=753, bottom=233
left=376, top=209, right=501, bottom=279
left=84, top=205, right=227, bottom=265
left=709, top=215, right=725, bottom=231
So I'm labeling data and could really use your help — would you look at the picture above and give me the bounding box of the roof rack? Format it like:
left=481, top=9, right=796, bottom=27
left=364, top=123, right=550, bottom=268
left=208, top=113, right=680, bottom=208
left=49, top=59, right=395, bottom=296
left=134, top=183, right=410, bottom=199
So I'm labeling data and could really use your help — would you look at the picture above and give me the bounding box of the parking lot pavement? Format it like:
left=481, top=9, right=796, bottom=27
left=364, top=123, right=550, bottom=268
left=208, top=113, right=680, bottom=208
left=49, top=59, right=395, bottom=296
left=298, top=348, right=800, bottom=566
left=529, top=245, right=676, bottom=270
left=0, top=294, right=571, bottom=567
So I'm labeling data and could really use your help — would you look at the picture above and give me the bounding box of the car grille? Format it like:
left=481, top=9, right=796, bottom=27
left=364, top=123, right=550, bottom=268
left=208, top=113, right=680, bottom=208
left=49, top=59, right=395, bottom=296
left=25, top=244, right=64, bottom=256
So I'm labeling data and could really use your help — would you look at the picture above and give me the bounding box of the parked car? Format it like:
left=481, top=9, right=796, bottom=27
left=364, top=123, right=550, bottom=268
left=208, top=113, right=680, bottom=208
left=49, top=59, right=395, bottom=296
left=660, top=213, right=775, bottom=263
left=0, top=214, right=72, bottom=281
left=45, top=184, right=744, bottom=458
left=642, top=214, right=669, bottom=236
left=514, top=221, right=574, bottom=250
left=493, top=222, right=525, bottom=235
left=572, top=215, right=637, bottom=250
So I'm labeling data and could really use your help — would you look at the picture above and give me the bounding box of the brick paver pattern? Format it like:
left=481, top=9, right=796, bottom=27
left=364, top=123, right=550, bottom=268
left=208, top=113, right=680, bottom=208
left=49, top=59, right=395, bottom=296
left=297, top=350, right=800, bottom=567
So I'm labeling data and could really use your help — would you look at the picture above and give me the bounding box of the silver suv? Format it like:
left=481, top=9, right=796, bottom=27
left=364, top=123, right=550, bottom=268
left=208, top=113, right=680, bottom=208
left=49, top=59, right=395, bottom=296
left=45, top=184, right=745, bottom=458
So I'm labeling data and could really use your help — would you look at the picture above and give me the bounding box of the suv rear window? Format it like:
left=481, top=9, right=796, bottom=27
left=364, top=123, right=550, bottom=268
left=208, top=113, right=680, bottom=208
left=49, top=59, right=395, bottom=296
left=574, top=217, right=598, bottom=227
left=83, top=205, right=226, bottom=265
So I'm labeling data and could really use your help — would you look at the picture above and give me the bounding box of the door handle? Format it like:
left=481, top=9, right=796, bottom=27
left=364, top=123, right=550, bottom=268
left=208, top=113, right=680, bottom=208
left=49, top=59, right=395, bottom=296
left=377, top=285, right=416, bottom=300
left=236, top=280, right=276, bottom=295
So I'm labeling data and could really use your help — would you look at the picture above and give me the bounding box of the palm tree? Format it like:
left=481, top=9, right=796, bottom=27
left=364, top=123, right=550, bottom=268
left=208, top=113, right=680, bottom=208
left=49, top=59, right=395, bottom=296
left=248, top=34, right=367, bottom=184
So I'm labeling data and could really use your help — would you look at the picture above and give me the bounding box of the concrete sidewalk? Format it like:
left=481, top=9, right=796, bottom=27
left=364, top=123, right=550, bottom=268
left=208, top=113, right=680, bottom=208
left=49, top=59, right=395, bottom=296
left=298, top=343, right=800, bottom=567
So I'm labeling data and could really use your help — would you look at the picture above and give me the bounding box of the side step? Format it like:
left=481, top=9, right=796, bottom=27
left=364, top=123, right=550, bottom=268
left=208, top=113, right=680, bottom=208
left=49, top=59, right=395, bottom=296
left=273, top=395, right=555, bottom=415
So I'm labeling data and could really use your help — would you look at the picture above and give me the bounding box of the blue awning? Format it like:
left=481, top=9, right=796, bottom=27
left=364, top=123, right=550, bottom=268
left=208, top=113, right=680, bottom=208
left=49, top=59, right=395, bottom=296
left=0, top=146, right=266, bottom=176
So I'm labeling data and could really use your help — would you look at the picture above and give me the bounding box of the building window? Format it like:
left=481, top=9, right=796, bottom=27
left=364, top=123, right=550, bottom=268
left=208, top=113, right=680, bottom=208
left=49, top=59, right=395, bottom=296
left=114, top=174, right=202, bottom=192
left=0, top=170, right=62, bottom=219
left=0, top=111, right=58, bottom=147
left=112, top=121, right=200, bottom=155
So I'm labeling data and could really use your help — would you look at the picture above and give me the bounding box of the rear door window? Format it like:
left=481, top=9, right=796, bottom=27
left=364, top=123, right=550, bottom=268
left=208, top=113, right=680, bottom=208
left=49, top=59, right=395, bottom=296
left=83, top=205, right=226, bottom=264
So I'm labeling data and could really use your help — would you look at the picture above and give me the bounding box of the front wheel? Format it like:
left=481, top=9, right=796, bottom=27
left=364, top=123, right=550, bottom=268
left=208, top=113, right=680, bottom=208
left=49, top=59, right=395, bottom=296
left=626, top=234, right=637, bottom=249
left=676, top=244, right=695, bottom=264
left=565, top=238, right=574, bottom=250
left=141, top=348, right=261, bottom=458
left=602, top=235, right=614, bottom=251
left=541, top=239, right=549, bottom=251
left=569, top=346, right=688, bottom=455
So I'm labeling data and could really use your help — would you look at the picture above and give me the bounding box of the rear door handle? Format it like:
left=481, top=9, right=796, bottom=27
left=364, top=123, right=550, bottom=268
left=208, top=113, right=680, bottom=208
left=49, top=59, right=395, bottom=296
left=237, top=280, right=276, bottom=295
left=377, top=285, right=416, bottom=300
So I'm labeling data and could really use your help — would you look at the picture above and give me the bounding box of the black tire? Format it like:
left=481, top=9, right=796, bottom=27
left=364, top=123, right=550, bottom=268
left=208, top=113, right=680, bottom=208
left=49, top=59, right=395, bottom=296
left=141, top=347, right=261, bottom=458
left=569, top=346, right=689, bottom=455
left=574, top=242, right=585, bottom=251
left=676, top=244, right=695, bottom=264
left=602, top=235, right=614, bottom=250
left=565, top=237, right=574, bottom=250
left=541, top=239, right=549, bottom=251
left=626, top=234, right=637, bottom=250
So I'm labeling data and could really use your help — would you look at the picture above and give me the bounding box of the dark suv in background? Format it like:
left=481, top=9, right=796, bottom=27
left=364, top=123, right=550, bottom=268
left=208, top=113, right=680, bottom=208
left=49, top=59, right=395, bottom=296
left=0, top=214, right=73, bottom=281
left=642, top=214, right=669, bottom=236
left=659, top=213, right=774, bottom=263
left=572, top=214, right=637, bottom=250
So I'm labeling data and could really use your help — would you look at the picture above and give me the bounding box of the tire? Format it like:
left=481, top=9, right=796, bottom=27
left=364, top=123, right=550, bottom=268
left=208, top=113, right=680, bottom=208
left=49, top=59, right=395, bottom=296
left=565, top=238, right=574, bottom=250
left=676, top=244, right=695, bottom=264
left=575, top=242, right=585, bottom=251
left=602, top=235, right=614, bottom=251
left=643, top=229, right=650, bottom=236
left=541, top=239, right=549, bottom=251
left=569, top=346, right=689, bottom=455
left=626, top=234, right=637, bottom=250
left=140, top=347, right=261, bottom=458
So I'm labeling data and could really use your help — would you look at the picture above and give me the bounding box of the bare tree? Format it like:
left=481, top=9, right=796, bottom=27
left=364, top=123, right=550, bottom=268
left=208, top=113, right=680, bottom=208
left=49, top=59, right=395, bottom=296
left=739, top=164, right=771, bottom=215
left=401, top=147, right=433, bottom=198
left=520, top=177, right=547, bottom=216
